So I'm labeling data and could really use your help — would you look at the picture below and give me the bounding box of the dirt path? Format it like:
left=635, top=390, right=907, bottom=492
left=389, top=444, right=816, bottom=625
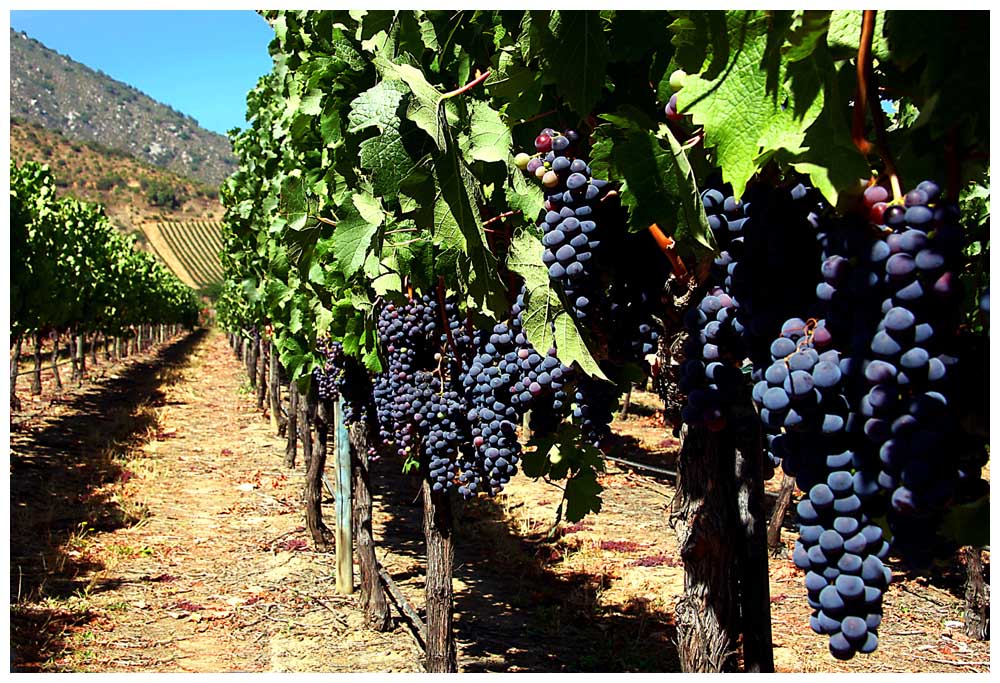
left=11, top=329, right=420, bottom=672
left=10, top=330, right=988, bottom=673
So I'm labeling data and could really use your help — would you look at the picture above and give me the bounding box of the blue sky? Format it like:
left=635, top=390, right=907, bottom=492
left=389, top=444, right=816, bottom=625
left=10, top=10, right=275, bottom=136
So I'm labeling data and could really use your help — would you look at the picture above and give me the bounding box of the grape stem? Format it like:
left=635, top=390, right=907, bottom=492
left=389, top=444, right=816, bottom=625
left=482, top=210, right=521, bottom=227
left=647, top=224, right=690, bottom=282
left=852, top=10, right=903, bottom=201
left=436, top=275, right=460, bottom=362
left=519, top=109, right=559, bottom=126
left=441, top=69, right=491, bottom=99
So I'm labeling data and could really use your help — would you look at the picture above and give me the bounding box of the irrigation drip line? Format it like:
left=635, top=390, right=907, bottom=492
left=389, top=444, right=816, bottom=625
left=603, top=453, right=781, bottom=499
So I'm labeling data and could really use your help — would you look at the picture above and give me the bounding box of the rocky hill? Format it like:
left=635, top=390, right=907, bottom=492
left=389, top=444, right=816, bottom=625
left=11, top=118, right=225, bottom=240
left=10, top=28, right=238, bottom=186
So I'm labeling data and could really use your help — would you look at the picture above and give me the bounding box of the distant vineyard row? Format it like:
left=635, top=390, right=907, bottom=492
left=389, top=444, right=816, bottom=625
left=144, top=219, right=224, bottom=290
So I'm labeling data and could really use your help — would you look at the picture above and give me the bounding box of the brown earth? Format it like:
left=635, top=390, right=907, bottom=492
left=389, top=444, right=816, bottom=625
left=8, top=329, right=990, bottom=672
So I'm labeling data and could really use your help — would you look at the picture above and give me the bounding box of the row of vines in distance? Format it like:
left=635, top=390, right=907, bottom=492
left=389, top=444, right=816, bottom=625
left=11, top=160, right=202, bottom=407
left=151, top=219, right=225, bottom=289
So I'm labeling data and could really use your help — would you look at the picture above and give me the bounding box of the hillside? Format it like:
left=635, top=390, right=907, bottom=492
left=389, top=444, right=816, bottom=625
left=10, top=28, right=237, bottom=186
left=11, top=119, right=226, bottom=292
left=11, top=118, right=224, bottom=231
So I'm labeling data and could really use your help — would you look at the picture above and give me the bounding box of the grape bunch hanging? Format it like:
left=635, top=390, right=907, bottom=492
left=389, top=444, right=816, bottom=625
left=675, top=174, right=987, bottom=660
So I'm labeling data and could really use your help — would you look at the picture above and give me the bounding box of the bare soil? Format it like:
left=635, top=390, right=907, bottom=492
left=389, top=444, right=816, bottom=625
left=9, top=329, right=990, bottom=672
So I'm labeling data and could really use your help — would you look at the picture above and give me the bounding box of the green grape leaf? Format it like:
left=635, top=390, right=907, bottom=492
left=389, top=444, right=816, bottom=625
left=374, top=56, right=450, bottom=152
left=300, top=88, right=324, bottom=116
left=590, top=110, right=714, bottom=257
left=505, top=160, right=544, bottom=218
left=564, top=465, right=603, bottom=523
left=508, top=232, right=607, bottom=380
left=330, top=194, right=384, bottom=276
left=517, top=10, right=551, bottom=63
left=462, top=100, right=512, bottom=164
left=826, top=10, right=889, bottom=62
left=486, top=49, right=545, bottom=123
left=331, top=29, right=366, bottom=70
left=359, top=128, right=417, bottom=196
left=674, top=10, right=825, bottom=199
left=781, top=10, right=832, bottom=63
left=778, top=53, right=867, bottom=206
left=347, top=80, right=408, bottom=134
left=432, top=143, right=505, bottom=316
left=538, top=11, right=609, bottom=117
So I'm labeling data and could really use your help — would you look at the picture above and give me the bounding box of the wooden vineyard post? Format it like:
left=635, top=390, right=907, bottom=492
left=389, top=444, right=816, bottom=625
left=767, top=474, right=797, bottom=556
left=334, top=399, right=354, bottom=594
left=10, top=333, right=22, bottom=408
left=269, top=348, right=283, bottom=434
left=963, top=546, right=990, bottom=640
left=285, top=380, right=299, bottom=468
left=30, top=331, right=42, bottom=395
left=76, top=332, right=86, bottom=384
left=247, top=329, right=259, bottom=387
left=51, top=333, right=63, bottom=391
left=350, top=421, right=391, bottom=630
left=422, top=480, right=457, bottom=672
left=734, top=422, right=775, bottom=673
left=303, top=389, right=329, bottom=550
left=70, top=333, right=80, bottom=377
left=256, top=335, right=267, bottom=410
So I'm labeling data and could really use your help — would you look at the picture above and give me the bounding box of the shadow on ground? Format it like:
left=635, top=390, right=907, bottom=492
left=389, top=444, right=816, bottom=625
left=371, top=463, right=680, bottom=672
left=9, top=330, right=205, bottom=671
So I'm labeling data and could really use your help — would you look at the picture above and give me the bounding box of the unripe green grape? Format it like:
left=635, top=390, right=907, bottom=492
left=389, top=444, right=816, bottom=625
left=514, top=152, right=531, bottom=171
left=669, top=69, right=687, bottom=92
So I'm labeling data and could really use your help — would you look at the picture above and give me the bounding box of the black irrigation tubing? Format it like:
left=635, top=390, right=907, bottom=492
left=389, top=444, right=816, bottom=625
left=603, top=453, right=781, bottom=499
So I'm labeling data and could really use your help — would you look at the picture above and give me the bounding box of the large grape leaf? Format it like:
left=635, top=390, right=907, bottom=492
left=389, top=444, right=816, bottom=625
left=505, top=160, right=544, bottom=218
left=329, top=194, right=384, bottom=276
left=433, top=146, right=506, bottom=317
left=348, top=80, right=418, bottom=195
left=778, top=53, right=868, bottom=206
left=781, top=10, right=831, bottom=62
left=508, top=232, right=607, bottom=380
left=485, top=48, right=544, bottom=123
left=347, top=79, right=407, bottom=133
left=374, top=56, right=450, bottom=152
left=461, top=100, right=511, bottom=164
left=537, top=11, right=609, bottom=117
left=673, top=10, right=825, bottom=199
left=826, top=10, right=889, bottom=62
left=590, top=109, right=714, bottom=257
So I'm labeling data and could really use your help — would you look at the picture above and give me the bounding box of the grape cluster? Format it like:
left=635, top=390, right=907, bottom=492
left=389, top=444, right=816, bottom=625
left=462, top=322, right=524, bottom=494
left=313, top=336, right=376, bottom=429
left=517, top=128, right=675, bottom=448
left=314, top=336, right=345, bottom=401
left=857, top=181, right=978, bottom=566
left=677, top=188, right=752, bottom=432
left=373, top=297, right=440, bottom=462
left=741, top=178, right=985, bottom=658
left=753, top=317, right=890, bottom=659
left=527, top=128, right=613, bottom=324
